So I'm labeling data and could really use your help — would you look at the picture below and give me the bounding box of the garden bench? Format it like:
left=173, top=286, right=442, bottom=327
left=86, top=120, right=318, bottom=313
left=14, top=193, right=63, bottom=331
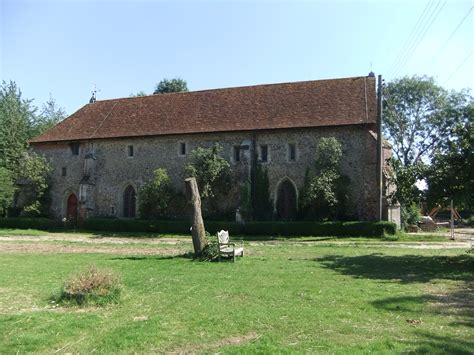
left=217, top=230, right=244, bottom=262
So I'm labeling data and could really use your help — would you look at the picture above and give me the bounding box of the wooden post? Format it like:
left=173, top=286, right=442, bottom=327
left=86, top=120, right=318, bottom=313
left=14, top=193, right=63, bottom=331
left=185, top=177, right=208, bottom=255
left=376, top=74, right=383, bottom=221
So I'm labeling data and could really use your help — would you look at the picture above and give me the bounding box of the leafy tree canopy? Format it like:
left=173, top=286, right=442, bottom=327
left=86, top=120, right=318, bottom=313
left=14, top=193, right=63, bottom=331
left=185, top=144, right=230, bottom=199
left=0, top=167, right=16, bottom=217
left=0, top=81, right=35, bottom=172
left=153, top=78, right=188, bottom=94
left=129, top=91, right=147, bottom=97
left=0, top=80, right=59, bottom=215
left=383, top=75, right=469, bottom=167
left=30, top=96, right=66, bottom=137
left=425, top=103, right=473, bottom=209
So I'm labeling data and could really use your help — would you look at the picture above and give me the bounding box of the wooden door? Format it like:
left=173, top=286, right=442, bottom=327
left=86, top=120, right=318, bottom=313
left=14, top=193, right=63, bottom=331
left=276, top=180, right=297, bottom=220
left=66, top=193, right=78, bottom=221
left=123, top=185, right=136, bottom=218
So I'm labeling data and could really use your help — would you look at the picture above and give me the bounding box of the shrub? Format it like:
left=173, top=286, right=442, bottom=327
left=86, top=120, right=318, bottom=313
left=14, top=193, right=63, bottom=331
left=299, top=138, right=353, bottom=220
left=83, top=218, right=396, bottom=237
left=139, top=168, right=175, bottom=219
left=0, top=217, right=397, bottom=237
left=53, top=264, right=122, bottom=306
left=462, top=215, right=474, bottom=226
left=0, top=217, right=63, bottom=230
left=401, top=203, right=421, bottom=226
left=195, top=233, right=220, bottom=261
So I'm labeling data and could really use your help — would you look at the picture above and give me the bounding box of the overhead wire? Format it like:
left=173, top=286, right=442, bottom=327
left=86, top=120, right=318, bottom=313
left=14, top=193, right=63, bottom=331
left=429, top=6, right=473, bottom=68
left=392, top=0, right=447, bottom=78
left=443, top=50, right=473, bottom=84
left=388, top=0, right=434, bottom=77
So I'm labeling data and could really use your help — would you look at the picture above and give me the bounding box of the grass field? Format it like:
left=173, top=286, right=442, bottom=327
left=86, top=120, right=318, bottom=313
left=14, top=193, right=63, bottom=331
left=0, top=230, right=472, bottom=353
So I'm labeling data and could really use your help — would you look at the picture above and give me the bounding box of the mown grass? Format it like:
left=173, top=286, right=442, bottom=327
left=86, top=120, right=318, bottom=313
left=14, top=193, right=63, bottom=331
left=0, top=240, right=472, bottom=353
left=0, top=228, right=48, bottom=236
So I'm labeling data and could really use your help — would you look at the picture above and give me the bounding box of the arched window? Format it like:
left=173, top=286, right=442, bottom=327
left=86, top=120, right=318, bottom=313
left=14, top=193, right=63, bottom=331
left=276, top=179, right=297, bottom=221
left=123, top=185, right=136, bottom=218
left=66, top=193, right=78, bottom=221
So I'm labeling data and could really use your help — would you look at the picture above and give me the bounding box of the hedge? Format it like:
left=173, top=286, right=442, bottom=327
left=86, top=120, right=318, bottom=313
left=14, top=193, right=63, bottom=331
left=0, top=217, right=64, bottom=230
left=0, top=217, right=396, bottom=237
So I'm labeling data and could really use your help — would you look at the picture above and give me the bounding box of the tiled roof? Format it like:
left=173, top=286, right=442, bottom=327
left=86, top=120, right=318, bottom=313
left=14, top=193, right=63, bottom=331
left=30, top=76, right=376, bottom=143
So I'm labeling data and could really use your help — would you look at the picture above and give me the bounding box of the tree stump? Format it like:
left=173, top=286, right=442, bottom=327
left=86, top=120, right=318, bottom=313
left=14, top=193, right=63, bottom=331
left=185, top=177, right=208, bottom=255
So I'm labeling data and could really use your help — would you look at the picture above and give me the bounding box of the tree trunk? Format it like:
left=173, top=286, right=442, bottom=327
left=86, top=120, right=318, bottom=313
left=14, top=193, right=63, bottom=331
left=185, top=177, right=208, bottom=255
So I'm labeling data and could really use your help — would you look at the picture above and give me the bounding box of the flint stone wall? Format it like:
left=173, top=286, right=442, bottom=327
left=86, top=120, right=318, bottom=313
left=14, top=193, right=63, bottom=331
left=32, top=125, right=378, bottom=220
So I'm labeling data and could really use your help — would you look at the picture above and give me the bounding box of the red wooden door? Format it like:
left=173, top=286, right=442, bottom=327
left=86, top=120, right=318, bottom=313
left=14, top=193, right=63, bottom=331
left=66, top=193, right=78, bottom=220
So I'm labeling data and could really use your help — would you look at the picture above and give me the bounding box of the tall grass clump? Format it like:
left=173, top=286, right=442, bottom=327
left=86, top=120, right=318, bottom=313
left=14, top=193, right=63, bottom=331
left=53, top=264, right=122, bottom=306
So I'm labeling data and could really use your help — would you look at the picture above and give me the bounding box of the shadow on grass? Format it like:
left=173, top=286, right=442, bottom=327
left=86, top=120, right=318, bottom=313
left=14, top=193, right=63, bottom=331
left=110, top=253, right=239, bottom=263
left=110, top=253, right=194, bottom=261
left=372, top=281, right=473, bottom=328
left=317, top=253, right=474, bottom=283
left=406, top=331, right=474, bottom=354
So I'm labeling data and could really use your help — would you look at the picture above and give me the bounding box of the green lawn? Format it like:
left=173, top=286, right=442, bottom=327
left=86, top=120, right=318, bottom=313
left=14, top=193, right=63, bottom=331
left=0, top=228, right=48, bottom=236
left=0, top=237, right=472, bottom=353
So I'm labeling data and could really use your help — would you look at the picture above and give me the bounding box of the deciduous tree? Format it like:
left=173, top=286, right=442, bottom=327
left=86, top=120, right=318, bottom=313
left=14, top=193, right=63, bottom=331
left=426, top=103, right=473, bottom=209
left=383, top=76, right=466, bottom=166
left=184, top=144, right=230, bottom=199
left=0, top=167, right=16, bottom=217
left=153, top=78, right=188, bottom=94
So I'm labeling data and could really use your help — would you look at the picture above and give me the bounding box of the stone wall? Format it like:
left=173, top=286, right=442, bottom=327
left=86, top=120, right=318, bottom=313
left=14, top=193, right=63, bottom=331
left=32, top=125, right=379, bottom=220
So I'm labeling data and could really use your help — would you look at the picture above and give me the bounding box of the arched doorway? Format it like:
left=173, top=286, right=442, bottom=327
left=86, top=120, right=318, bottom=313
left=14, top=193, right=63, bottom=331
left=123, top=185, right=136, bottom=218
left=66, top=193, right=78, bottom=221
left=276, top=179, right=297, bottom=220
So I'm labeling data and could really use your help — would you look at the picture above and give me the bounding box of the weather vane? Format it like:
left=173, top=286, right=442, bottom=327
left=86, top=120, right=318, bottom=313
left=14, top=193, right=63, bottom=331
left=89, top=84, right=101, bottom=104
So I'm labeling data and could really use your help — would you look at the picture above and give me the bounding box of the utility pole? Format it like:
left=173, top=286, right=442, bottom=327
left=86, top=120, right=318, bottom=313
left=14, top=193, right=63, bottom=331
left=450, top=199, right=455, bottom=240
left=376, top=75, right=383, bottom=221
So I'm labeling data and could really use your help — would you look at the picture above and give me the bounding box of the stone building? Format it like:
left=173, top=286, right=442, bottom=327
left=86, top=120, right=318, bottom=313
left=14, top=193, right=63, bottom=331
left=30, top=75, right=397, bottom=223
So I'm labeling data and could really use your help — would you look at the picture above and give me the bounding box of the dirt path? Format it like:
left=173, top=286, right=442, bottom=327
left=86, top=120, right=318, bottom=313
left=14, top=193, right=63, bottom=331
left=0, top=233, right=472, bottom=254
left=0, top=242, right=184, bottom=256
left=0, top=234, right=188, bottom=245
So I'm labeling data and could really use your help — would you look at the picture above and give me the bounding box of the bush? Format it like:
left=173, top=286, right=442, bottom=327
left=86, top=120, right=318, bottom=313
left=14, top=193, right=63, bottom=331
left=462, top=215, right=474, bottom=226
left=84, top=218, right=396, bottom=237
left=138, top=168, right=175, bottom=219
left=0, top=217, right=63, bottom=230
left=401, top=203, right=421, bottom=226
left=196, top=233, right=220, bottom=261
left=52, top=264, right=122, bottom=306
left=239, top=221, right=396, bottom=237
left=83, top=218, right=191, bottom=234
left=0, top=217, right=397, bottom=238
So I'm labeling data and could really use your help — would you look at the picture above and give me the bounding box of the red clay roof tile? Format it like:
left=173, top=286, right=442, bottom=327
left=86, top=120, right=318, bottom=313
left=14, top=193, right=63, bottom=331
left=30, top=76, right=376, bottom=143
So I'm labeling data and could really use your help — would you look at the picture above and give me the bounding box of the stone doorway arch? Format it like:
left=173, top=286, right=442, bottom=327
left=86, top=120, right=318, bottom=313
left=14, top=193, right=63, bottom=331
left=123, top=185, right=136, bottom=218
left=276, top=179, right=297, bottom=220
left=66, top=193, right=78, bottom=221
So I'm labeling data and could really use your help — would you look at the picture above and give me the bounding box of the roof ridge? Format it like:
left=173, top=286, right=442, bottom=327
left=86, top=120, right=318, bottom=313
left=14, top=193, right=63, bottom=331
left=92, top=75, right=372, bottom=104
left=29, top=75, right=377, bottom=144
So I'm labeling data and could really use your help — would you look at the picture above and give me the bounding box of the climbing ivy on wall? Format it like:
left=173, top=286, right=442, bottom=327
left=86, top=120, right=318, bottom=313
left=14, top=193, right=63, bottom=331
left=299, top=137, right=353, bottom=221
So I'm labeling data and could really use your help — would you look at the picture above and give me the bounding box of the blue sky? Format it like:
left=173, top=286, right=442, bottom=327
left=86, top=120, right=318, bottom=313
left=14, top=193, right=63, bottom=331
left=1, top=0, right=473, bottom=115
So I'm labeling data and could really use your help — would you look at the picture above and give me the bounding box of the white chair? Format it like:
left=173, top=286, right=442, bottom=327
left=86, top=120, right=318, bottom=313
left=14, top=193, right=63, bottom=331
left=217, top=230, right=244, bottom=262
